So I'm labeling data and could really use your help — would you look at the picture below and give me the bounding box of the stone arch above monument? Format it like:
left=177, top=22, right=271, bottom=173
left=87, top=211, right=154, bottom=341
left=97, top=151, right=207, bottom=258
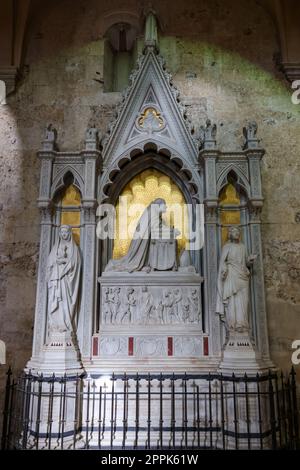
left=99, top=148, right=202, bottom=205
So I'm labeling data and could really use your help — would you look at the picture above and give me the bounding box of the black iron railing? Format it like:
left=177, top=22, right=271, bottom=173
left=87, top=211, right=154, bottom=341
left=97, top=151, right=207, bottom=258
left=1, top=368, right=299, bottom=450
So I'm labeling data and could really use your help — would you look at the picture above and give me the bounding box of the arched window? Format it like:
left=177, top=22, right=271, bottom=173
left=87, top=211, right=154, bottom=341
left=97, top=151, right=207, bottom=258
left=103, top=22, right=139, bottom=92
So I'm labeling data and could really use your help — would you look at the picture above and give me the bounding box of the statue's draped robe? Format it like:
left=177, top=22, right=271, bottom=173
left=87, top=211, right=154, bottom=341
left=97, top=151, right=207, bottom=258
left=148, top=234, right=177, bottom=271
left=47, top=236, right=81, bottom=333
left=105, top=203, right=177, bottom=272
left=216, top=242, right=250, bottom=333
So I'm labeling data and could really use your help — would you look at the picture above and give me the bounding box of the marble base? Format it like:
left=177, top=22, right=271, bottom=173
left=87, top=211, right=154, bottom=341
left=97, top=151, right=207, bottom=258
left=85, top=356, right=221, bottom=375
left=219, top=332, right=267, bottom=374
left=26, top=332, right=84, bottom=376
left=96, top=272, right=204, bottom=368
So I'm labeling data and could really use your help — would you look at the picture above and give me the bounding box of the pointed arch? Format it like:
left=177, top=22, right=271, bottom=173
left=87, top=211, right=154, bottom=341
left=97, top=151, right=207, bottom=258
left=51, top=166, right=84, bottom=200
left=217, top=165, right=251, bottom=199
left=99, top=148, right=202, bottom=206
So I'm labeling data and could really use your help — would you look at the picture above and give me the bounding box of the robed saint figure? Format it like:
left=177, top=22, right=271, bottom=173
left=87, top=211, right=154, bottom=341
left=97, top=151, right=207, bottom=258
left=216, top=226, right=256, bottom=334
left=47, top=225, right=81, bottom=334
left=105, top=198, right=180, bottom=273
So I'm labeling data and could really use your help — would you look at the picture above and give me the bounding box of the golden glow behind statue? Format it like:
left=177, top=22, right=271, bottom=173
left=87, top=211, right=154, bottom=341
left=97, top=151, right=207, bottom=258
left=60, top=185, right=81, bottom=245
left=113, top=170, right=189, bottom=259
left=219, top=183, right=241, bottom=245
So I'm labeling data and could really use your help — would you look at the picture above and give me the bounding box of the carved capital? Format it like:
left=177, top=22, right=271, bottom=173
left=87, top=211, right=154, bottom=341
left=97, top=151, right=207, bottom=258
left=244, top=148, right=265, bottom=160
left=82, top=202, right=97, bottom=224
left=81, top=149, right=102, bottom=166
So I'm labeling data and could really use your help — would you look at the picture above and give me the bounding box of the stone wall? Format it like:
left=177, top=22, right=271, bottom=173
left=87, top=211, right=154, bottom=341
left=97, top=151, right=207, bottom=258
left=0, top=0, right=299, bottom=422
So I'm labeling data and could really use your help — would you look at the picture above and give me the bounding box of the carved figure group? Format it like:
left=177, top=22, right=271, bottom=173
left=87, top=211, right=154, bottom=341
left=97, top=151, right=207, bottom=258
left=102, top=286, right=201, bottom=325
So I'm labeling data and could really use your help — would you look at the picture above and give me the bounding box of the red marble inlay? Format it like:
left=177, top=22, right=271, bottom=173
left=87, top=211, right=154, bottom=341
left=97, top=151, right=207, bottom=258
left=203, top=336, right=209, bottom=356
left=128, top=337, right=134, bottom=356
left=168, top=337, right=173, bottom=356
left=92, top=336, right=98, bottom=356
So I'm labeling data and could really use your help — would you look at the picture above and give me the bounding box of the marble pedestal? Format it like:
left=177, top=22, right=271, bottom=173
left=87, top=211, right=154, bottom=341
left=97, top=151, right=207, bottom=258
left=219, top=332, right=263, bottom=374
left=26, top=331, right=84, bottom=376
left=24, top=332, right=84, bottom=449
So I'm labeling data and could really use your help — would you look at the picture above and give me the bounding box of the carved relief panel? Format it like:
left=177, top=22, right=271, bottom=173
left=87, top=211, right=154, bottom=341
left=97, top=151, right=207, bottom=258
left=100, top=284, right=202, bottom=326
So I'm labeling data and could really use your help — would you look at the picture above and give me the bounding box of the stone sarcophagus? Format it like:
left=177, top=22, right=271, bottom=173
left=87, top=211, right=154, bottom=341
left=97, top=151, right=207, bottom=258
left=96, top=271, right=204, bottom=362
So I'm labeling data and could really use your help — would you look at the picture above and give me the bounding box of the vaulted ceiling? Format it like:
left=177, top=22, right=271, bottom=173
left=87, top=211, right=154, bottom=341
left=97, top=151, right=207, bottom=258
left=0, top=0, right=299, bottom=94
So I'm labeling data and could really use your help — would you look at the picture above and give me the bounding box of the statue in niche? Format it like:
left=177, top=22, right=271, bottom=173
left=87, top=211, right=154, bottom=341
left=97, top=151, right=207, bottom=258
left=47, top=225, right=81, bottom=334
left=105, top=198, right=180, bottom=273
left=216, top=226, right=257, bottom=334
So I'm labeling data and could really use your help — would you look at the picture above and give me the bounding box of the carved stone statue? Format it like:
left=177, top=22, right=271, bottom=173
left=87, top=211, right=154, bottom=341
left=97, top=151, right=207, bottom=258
left=173, top=289, right=182, bottom=322
left=216, top=226, right=256, bottom=334
left=162, top=290, right=175, bottom=323
left=105, top=198, right=180, bottom=273
left=199, top=119, right=217, bottom=148
left=45, top=123, right=57, bottom=142
left=188, top=289, right=200, bottom=323
left=121, top=287, right=136, bottom=324
left=47, top=225, right=81, bottom=334
left=141, top=286, right=155, bottom=324
left=243, top=121, right=259, bottom=149
left=103, top=287, right=120, bottom=324
left=243, top=121, right=257, bottom=140
left=85, top=125, right=100, bottom=150
left=85, top=125, right=99, bottom=141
